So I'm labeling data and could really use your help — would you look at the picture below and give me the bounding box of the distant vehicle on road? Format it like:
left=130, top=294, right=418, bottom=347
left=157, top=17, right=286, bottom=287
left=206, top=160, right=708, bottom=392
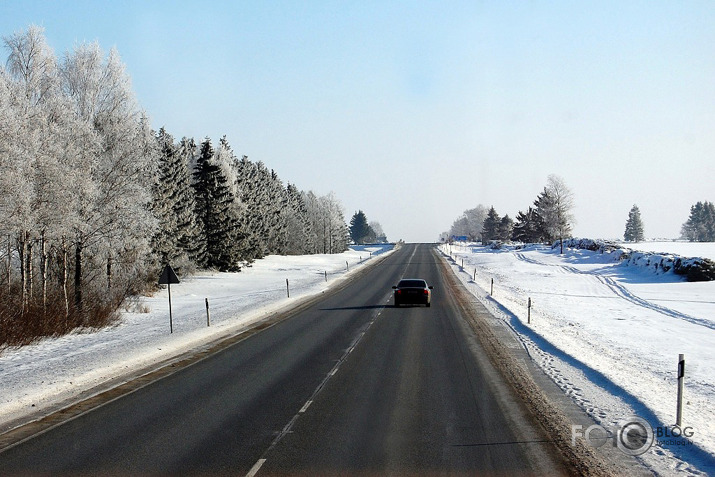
left=392, top=279, right=433, bottom=307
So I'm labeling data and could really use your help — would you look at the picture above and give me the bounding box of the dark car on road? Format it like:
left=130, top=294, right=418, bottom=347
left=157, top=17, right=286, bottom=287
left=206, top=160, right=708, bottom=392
left=392, top=279, right=433, bottom=307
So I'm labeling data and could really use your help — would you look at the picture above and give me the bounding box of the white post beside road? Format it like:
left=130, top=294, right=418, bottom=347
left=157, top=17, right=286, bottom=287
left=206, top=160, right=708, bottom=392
left=677, top=353, right=685, bottom=427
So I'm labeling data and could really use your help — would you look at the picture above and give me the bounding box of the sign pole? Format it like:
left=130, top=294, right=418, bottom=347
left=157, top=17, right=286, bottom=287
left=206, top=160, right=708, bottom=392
left=168, top=283, right=173, bottom=334
left=158, top=264, right=180, bottom=335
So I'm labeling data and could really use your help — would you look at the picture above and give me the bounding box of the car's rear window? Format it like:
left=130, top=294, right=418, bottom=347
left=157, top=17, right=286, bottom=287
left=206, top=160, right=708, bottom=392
left=398, top=280, right=427, bottom=288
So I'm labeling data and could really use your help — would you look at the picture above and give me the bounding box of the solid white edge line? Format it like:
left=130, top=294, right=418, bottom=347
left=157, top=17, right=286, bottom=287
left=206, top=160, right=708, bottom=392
left=245, top=458, right=266, bottom=477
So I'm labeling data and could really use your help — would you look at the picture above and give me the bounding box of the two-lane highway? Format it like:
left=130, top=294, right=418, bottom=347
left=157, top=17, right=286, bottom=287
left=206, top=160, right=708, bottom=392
left=0, top=244, right=566, bottom=475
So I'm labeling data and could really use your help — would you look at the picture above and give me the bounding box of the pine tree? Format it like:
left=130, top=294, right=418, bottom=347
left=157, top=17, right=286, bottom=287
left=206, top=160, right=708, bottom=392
left=624, top=205, right=645, bottom=242
left=481, top=207, right=501, bottom=243
left=192, top=138, right=242, bottom=271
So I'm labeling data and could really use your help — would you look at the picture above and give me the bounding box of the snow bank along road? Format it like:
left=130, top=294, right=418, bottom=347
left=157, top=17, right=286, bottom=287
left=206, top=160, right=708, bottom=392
left=0, top=244, right=571, bottom=475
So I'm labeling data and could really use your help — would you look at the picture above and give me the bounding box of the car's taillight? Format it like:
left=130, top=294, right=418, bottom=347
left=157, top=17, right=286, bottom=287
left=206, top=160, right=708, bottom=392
left=396, top=290, right=402, bottom=294
left=423, top=289, right=429, bottom=295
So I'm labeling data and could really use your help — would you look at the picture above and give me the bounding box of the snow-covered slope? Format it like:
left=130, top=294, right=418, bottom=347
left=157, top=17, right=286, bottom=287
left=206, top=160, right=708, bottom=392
left=441, top=242, right=715, bottom=476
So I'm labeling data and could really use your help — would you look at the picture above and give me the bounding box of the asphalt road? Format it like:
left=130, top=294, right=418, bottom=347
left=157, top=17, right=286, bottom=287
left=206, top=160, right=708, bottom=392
left=0, top=243, right=565, bottom=476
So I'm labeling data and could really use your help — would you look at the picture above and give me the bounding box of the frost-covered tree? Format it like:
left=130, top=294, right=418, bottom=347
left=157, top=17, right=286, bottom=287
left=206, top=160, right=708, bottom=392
left=60, top=40, right=157, bottom=311
left=0, top=27, right=156, bottom=331
left=176, top=137, right=206, bottom=265
left=624, top=205, right=645, bottom=242
left=534, top=175, right=575, bottom=252
left=283, top=183, right=313, bottom=254
left=232, top=155, right=279, bottom=260
left=303, top=191, right=348, bottom=254
left=263, top=167, right=290, bottom=254
left=448, top=205, right=488, bottom=241
left=681, top=201, right=715, bottom=242
left=369, top=221, right=386, bottom=242
left=3, top=25, right=57, bottom=108
left=1, top=25, right=59, bottom=312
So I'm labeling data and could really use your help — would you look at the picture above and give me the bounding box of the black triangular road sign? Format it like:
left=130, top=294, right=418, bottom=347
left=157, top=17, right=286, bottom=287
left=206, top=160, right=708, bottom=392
left=158, top=264, right=180, bottom=285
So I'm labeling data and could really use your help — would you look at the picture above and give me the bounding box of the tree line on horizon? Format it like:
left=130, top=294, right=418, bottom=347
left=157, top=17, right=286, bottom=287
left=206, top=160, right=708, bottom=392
left=444, top=182, right=713, bottom=245
left=443, top=174, right=575, bottom=252
left=0, top=26, right=352, bottom=346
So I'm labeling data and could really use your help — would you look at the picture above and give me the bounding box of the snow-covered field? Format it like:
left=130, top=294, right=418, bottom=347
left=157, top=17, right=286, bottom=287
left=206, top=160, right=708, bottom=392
left=441, top=241, right=715, bottom=476
left=0, top=245, right=394, bottom=432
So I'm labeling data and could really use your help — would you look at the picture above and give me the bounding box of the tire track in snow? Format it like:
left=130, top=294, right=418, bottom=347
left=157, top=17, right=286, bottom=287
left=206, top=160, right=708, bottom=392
left=514, top=252, right=715, bottom=331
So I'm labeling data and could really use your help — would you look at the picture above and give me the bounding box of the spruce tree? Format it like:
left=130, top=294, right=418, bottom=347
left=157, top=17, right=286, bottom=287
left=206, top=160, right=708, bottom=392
left=624, top=205, right=645, bottom=242
left=233, top=156, right=269, bottom=260
left=151, top=128, right=183, bottom=267
left=349, top=211, right=370, bottom=244
left=682, top=201, right=715, bottom=242
left=284, top=183, right=313, bottom=254
left=192, top=138, right=242, bottom=271
left=498, top=215, right=514, bottom=241
left=533, top=189, right=556, bottom=243
left=512, top=207, right=543, bottom=243
left=175, top=137, right=205, bottom=265
left=481, top=207, right=501, bottom=243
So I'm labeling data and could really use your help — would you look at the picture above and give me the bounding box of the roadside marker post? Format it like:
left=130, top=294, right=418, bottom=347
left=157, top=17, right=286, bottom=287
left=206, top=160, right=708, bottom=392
left=528, top=297, right=532, bottom=324
left=490, top=278, right=494, bottom=296
left=286, top=279, right=290, bottom=298
left=158, top=264, right=180, bottom=334
left=205, top=298, right=211, bottom=327
left=677, top=354, right=685, bottom=427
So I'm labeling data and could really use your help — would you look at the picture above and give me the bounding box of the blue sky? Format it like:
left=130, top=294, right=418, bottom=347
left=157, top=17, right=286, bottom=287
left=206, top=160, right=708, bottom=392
left=2, top=1, right=714, bottom=242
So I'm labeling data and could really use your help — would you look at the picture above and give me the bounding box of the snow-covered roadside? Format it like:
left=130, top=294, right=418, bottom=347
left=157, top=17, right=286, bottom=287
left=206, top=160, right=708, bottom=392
left=0, top=244, right=394, bottom=432
left=440, top=242, right=715, bottom=476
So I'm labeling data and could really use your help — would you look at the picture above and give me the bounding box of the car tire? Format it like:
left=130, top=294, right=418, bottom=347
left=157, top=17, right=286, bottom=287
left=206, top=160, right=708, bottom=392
left=426, top=302, right=431, bottom=307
